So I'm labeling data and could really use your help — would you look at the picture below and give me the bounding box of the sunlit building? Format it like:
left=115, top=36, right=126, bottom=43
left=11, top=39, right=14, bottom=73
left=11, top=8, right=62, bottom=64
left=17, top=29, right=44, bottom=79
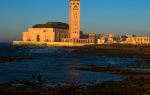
left=23, top=28, right=68, bottom=42
left=97, top=37, right=105, bottom=44
left=126, top=36, right=150, bottom=45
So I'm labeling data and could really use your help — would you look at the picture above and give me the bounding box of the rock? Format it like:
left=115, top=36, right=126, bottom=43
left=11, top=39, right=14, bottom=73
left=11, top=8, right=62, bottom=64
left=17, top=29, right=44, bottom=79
left=0, top=56, right=32, bottom=63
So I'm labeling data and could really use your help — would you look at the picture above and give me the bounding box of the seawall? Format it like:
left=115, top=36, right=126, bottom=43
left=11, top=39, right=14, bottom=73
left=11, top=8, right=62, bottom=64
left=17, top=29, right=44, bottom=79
left=13, top=41, right=95, bottom=47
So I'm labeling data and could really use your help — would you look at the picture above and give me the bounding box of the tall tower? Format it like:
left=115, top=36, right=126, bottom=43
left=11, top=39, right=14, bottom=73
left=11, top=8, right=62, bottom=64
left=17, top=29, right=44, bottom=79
left=69, top=0, right=80, bottom=39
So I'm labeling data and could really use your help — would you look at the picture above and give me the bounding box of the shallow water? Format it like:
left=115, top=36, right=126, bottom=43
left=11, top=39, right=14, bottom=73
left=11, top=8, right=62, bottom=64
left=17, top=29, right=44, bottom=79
left=0, top=43, right=143, bottom=84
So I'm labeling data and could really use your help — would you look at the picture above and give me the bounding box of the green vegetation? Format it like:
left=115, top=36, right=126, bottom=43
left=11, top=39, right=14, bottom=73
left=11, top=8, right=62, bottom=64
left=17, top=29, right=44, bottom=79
left=32, top=22, right=69, bottom=29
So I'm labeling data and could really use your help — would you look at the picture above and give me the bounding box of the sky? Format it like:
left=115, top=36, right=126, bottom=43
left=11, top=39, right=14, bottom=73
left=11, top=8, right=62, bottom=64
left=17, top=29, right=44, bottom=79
left=0, top=0, right=150, bottom=42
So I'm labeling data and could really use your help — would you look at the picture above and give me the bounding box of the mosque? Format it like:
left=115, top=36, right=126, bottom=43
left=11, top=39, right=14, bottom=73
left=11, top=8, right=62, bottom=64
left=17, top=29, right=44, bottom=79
left=13, top=0, right=150, bottom=46
left=19, top=0, right=95, bottom=46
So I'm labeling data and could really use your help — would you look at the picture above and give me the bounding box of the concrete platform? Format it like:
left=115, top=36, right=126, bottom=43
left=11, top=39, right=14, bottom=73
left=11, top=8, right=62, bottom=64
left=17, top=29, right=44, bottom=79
left=13, top=41, right=95, bottom=47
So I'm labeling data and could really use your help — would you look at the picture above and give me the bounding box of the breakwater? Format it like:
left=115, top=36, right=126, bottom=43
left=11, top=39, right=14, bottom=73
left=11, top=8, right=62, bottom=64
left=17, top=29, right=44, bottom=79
left=13, top=41, right=94, bottom=47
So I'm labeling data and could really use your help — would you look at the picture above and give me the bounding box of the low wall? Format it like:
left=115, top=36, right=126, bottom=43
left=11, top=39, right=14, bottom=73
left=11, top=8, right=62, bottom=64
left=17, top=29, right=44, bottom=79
left=13, top=41, right=95, bottom=47
left=47, top=42, right=88, bottom=47
left=13, top=41, right=47, bottom=46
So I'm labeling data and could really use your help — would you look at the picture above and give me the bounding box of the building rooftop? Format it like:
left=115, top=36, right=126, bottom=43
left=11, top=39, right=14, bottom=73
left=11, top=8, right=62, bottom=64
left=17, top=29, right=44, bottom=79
left=32, top=22, right=69, bottom=29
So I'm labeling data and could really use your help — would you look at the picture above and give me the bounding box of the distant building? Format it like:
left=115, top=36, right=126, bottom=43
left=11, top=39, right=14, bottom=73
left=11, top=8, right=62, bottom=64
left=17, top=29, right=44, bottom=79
left=97, top=33, right=106, bottom=44
left=120, top=35, right=128, bottom=41
left=120, top=34, right=136, bottom=41
left=126, top=36, right=150, bottom=45
left=104, top=33, right=116, bottom=44
left=97, top=37, right=105, bottom=44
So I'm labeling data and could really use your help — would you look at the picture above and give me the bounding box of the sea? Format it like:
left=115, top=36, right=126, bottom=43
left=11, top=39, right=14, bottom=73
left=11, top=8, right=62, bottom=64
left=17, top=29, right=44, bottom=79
left=0, top=43, right=144, bottom=84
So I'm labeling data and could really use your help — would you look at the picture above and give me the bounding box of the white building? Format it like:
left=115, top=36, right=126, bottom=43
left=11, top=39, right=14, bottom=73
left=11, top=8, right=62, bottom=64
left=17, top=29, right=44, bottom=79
left=126, top=37, right=150, bottom=45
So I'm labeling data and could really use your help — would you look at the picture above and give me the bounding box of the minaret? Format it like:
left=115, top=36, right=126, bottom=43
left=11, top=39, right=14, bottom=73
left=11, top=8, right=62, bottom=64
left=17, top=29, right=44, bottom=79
left=69, top=0, right=80, bottom=39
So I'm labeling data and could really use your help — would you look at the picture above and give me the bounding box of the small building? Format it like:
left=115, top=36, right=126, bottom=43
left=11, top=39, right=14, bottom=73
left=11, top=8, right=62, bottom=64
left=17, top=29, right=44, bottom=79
left=97, top=37, right=105, bottom=44
left=105, top=33, right=116, bottom=44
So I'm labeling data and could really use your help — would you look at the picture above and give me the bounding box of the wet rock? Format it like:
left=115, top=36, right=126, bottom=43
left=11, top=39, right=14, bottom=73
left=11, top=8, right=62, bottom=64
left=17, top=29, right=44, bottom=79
left=0, top=80, right=80, bottom=95
left=0, top=56, right=32, bottom=63
left=70, top=45, right=150, bottom=56
left=75, top=64, right=150, bottom=75
left=87, top=76, right=150, bottom=95
left=0, top=75, right=150, bottom=95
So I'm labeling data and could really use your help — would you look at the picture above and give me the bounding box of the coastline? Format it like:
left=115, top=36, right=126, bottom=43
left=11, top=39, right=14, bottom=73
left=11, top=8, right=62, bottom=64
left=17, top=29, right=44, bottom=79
left=0, top=67, right=150, bottom=95
left=0, top=43, right=150, bottom=95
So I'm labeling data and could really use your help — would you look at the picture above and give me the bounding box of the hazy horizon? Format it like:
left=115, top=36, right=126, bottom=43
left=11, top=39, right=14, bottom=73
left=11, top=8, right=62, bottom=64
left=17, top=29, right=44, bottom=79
left=0, top=0, right=150, bottom=42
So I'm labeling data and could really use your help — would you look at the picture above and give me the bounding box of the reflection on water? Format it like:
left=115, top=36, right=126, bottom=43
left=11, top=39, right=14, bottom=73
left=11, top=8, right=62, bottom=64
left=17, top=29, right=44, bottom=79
left=0, top=43, right=142, bottom=84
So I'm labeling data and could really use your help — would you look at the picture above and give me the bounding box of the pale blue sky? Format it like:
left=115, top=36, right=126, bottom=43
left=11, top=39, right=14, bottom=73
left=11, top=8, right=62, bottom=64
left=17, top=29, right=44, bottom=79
left=0, top=0, right=150, bottom=42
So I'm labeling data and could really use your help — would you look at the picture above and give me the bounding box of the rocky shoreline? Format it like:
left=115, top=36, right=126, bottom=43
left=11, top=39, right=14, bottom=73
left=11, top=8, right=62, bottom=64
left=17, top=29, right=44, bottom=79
left=0, top=63, right=150, bottom=95
left=70, top=45, right=150, bottom=67
left=0, top=74, right=150, bottom=95
left=70, top=45, right=150, bottom=57
left=0, top=45, right=150, bottom=95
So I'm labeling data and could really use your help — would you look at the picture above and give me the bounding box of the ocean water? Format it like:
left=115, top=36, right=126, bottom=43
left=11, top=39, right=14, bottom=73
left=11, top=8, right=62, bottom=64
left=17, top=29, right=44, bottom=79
left=0, top=43, right=143, bottom=84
